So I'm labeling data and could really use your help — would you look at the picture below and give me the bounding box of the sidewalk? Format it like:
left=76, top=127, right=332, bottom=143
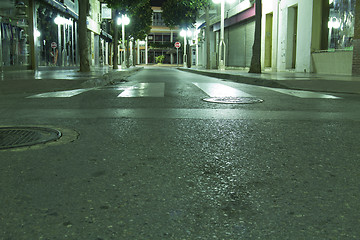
left=0, top=66, right=142, bottom=95
left=178, top=67, right=360, bottom=95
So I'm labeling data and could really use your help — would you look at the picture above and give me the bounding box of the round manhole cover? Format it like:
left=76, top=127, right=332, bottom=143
left=203, top=97, right=264, bottom=104
left=0, top=127, right=62, bottom=150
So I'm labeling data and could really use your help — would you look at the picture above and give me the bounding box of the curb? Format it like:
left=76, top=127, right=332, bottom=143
left=81, top=67, right=143, bottom=88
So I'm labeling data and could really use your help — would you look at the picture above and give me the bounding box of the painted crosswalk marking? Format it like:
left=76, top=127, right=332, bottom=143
left=265, top=88, right=341, bottom=99
left=117, top=83, right=165, bottom=97
left=192, top=83, right=253, bottom=97
left=26, top=82, right=342, bottom=100
left=27, top=88, right=93, bottom=98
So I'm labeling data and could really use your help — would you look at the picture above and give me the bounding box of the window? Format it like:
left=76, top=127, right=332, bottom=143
left=153, top=12, right=165, bottom=26
left=328, top=0, right=355, bottom=50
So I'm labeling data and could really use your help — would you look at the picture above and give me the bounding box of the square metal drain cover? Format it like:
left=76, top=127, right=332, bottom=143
left=203, top=97, right=264, bottom=104
left=0, top=127, right=62, bottom=150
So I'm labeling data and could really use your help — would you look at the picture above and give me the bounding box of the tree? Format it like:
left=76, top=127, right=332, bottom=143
left=78, top=0, right=90, bottom=72
left=352, top=0, right=360, bottom=75
left=112, top=9, right=119, bottom=69
left=249, top=0, right=262, bottom=73
left=103, top=0, right=152, bottom=68
left=162, top=0, right=210, bottom=68
left=126, top=0, right=153, bottom=66
left=205, top=4, right=211, bottom=69
left=162, top=0, right=198, bottom=29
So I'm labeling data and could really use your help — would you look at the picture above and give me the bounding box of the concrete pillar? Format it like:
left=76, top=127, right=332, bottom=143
left=170, top=30, right=174, bottom=64
left=145, top=36, right=148, bottom=64
left=75, top=22, right=79, bottom=65
left=137, top=40, right=140, bottom=65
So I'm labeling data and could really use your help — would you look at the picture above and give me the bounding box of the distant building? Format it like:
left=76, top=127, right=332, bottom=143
left=145, top=6, right=181, bottom=64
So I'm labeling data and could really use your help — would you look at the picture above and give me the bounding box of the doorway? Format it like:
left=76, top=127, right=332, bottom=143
left=286, top=5, right=298, bottom=69
left=265, top=13, right=273, bottom=68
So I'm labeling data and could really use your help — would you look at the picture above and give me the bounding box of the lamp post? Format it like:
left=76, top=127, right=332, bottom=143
left=180, top=29, right=192, bottom=68
left=117, top=14, right=130, bottom=68
left=212, top=0, right=233, bottom=70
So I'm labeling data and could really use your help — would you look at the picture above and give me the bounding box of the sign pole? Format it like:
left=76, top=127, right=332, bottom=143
left=174, top=42, right=181, bottom=67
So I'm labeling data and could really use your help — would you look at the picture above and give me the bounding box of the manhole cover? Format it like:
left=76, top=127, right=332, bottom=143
left=203, top=97, right=264, bottom=104
left=0, top=127, right=62, bottom=150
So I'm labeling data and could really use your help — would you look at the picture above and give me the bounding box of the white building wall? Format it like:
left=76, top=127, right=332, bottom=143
left=277, top=0, right=314, bottom=72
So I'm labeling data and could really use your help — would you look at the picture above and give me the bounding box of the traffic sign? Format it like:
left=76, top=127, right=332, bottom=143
left=51, top=42, right=57, bottom=49
left=175, top=42, right=181, bottom=48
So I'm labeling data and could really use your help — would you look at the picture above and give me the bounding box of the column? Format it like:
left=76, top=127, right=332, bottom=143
left=137, top=40, right=140, bottom=65
left=170, top=30, right=174, bottom=64
left=145, top=36, right=148, bottom=64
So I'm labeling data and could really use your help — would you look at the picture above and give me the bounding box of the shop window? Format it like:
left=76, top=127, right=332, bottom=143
left=328, top=0, right=355, bottom=50
left=0, top=0, right=30, bottom=67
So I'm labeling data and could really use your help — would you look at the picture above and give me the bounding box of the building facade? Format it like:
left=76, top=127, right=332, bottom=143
left=0, top=0, right=106, bottom=71
left=146, top=6, right=181, bottom=65
left=197, top=0, right=356, bottom=75
left=0, top=0, right=33, bottom=70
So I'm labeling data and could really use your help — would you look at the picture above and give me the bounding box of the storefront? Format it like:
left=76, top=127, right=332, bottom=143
left=0, top=0, right=31, bottom=70
left=35, top=0, right=78, bottom=67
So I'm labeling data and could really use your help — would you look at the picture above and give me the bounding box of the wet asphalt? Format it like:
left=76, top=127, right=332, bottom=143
left=0, top=67, right=360, bottom=239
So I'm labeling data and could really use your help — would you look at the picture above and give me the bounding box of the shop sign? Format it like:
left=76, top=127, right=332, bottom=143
left=101, top=4, right=112, bottom=19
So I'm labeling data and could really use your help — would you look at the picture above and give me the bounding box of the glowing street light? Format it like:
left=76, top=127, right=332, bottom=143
left=54, top=16, right=72, bottom=25
left=117, top=14, right=130, bottom=68
left=212, top=0, right=234, bottom=70
left=34, top=29, right=41, bottom=38
left=180, top=29, right=192, bottom=67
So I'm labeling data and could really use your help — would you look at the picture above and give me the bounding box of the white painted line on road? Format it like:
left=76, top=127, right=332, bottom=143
left=193, top=83, right=253, bottom=97
left=27, top=88, right=93, bottom=98
left=266, top=88, right=341, bottom=99
left=118, top=83, right=165, bottom=97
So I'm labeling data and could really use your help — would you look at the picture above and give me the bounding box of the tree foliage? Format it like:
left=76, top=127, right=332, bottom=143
left=162, top=0, right=210, bottom=29
left=104, top=0, right=152, bottom=40
left=126, top=1, right=153, bottom=40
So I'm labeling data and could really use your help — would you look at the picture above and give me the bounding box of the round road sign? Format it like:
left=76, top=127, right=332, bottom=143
left=51, top=42, right=57, bottom=49
left=175, top=42, right=181, bottom=48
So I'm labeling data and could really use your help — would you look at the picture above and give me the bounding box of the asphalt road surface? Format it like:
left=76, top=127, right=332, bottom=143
left=1, top=67, right=360, bottom=239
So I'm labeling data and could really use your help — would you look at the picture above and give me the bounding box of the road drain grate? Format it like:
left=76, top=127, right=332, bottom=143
left=203, top=97, right=264, bottom=104
left=0, top=127, right=62, bottom=150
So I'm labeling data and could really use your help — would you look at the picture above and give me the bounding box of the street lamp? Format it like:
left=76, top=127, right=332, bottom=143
left=212, top=0, right=234, bottom=70
left=180, top=29, right=192, bottom=67
left=117, top=14, right=130, bottom=68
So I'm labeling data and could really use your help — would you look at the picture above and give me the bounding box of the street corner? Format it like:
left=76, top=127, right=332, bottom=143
left=104, top=66, right=144, bottom=85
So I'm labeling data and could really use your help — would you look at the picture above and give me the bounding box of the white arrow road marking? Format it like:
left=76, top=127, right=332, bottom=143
left=192, top=83, right=253, bottom=97
left=266, top=88, right=342, bottom=99
left=118, top=83, right=165, bottom=97
left=27, top=88, right=93, bottom=98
